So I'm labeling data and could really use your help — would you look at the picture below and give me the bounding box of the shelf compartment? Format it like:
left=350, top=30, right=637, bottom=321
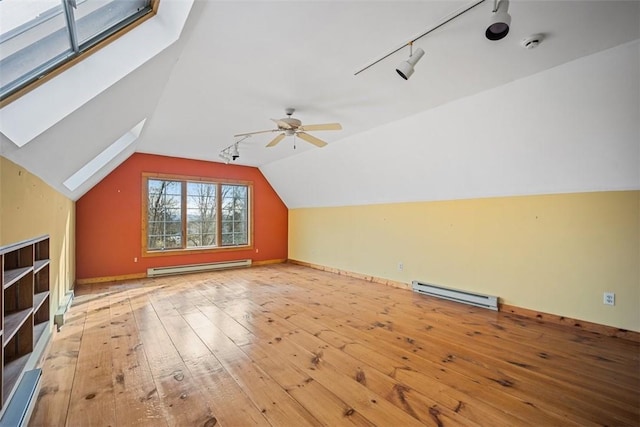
left=34, top=294, right=50, bottom=327
left=33, top=322, right=48, bottom=347
left=2, top=267, right=33, bottom=290
left=4, top=312, right=34, bottom=367
left=33, top=259, right=49, bottom=275
left=33, top=292, right=49, bottom=315
left=4, top=273, right=33, bottom=319
left=2, top=354, right=31, bottom=406
left=2, top=245, right=33, bottom=272
left=3, top=309, right=33, bottom=346
left=34, top=265, right=50, bottom=294
left=34, top=238, right=49, bottom=263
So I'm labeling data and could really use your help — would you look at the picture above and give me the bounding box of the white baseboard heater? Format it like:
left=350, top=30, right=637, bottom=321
left=147, top=259, right=252, bottom=277
left=412, top=280, right=499, bottom=311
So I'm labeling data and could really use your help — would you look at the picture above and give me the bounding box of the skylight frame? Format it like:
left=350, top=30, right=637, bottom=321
left=0, top=0, right=158, bottom=105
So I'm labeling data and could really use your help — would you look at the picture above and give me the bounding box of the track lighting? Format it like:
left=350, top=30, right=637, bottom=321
left=396, top=45, right=425, bottom=80
left=219, top=136, right=250, bottom=163
left=354, top=0, right=485, bottom=77
left=230, top=144, right=240, bottom=160
left=485, top=0, right=511, bottom=41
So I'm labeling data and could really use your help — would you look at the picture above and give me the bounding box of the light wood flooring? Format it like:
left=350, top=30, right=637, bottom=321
left=30, top=264, right=640, bottom=426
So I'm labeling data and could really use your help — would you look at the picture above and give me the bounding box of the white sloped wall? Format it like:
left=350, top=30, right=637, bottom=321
left=261, top=40, right=640, bottom=208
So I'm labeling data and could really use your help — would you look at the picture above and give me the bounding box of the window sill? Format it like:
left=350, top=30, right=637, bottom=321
left=143, top=245, right=252, bottom=258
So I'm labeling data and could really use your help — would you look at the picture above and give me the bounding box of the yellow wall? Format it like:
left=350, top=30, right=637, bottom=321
left=0, top=157, right=75, bottom=319
left=289, top=191, right=640, bottom=332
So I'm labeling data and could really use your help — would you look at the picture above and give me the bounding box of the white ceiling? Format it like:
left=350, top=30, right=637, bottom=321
left=1, top=1, right=639, bottom=201
left=140, top=0, right=639, bottom=165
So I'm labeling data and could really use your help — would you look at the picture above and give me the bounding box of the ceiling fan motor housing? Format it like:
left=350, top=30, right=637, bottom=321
left=282, top=117, right=302, bottom=129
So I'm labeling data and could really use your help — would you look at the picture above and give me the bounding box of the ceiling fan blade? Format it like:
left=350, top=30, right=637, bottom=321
left=298, top=123, right=342, bottom=132
left=234, top=129, right=277, bottom=137
left=271, top=118, right=292, bottom=129
left=266, top=133, right=286, bottom=147
left=297, top=132, right=327, bottom=147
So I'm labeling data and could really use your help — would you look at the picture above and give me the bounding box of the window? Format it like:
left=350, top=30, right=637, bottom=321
left=0, top=0, right=156, bottom=102
left=144, top=175, right=251, bottom=254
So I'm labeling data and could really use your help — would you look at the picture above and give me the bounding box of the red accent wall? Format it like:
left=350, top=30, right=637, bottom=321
left=76, top=153, right=288, bottom=280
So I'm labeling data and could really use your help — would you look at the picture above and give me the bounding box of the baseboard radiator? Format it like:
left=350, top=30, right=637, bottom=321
left=412, top=280, right=499, bottom=311
left=147, top=259, right=252, bottom=277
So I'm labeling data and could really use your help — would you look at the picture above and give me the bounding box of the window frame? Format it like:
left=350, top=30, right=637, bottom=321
left=0, top=0, right=159, bottom=106
left=141, top=172, right=253, bottom=257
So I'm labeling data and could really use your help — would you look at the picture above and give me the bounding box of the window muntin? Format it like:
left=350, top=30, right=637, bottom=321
left=144, top=176, right=252, bottom=254
left=72, top=0, right=150, bottom=47
left=0, top=2, right=72, bottom=94
left=0, top=0, right=154, bottom=102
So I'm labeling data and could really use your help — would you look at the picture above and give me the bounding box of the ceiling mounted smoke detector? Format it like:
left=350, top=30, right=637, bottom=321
left=521, top=34, right=544, bottom=49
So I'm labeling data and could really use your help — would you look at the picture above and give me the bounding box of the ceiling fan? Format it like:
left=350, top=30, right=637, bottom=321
left=234, top=108, right=342, bottom=148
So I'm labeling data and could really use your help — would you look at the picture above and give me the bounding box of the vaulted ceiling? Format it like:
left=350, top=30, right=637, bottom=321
left=1, top=1, right=639, bottom=205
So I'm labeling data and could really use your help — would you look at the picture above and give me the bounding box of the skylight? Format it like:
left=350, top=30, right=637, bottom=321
left=0, top=0, right=154, bottom=102
left=63, top=118, right=145, bottom=192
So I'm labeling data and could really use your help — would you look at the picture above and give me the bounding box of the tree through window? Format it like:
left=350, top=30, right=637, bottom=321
left=144, top=175, right=251, bottom=253
left=186, top=182, right=216, bottom=248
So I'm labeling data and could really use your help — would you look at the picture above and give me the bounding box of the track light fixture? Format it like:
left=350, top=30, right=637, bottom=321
left=485, top=0, right=511, bottom=41
left=219, top=136, right=250, bottom=164
left=354, top=0, right=485, bottom=77
left=218, top=152, right=231, bottom=163
left=230, top=144, right=240, bottom=160
left=396, top=43, right=425, bottom=80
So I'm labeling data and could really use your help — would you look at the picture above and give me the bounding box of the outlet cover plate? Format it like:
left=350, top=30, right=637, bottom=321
left=603, top=292, right=615, bottom=306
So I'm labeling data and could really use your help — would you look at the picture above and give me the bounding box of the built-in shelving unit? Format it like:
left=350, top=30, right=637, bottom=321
left=0, top=236, right=50, bottom=411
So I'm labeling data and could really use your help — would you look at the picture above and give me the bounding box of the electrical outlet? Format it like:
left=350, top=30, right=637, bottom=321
left=398, top=262, right=404, bottom=271
left=603, top=292, right=615, bottom=306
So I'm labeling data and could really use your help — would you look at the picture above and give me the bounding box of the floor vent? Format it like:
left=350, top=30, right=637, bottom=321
left=147, top=259, right=252, bottom=277
left=412, top=280, right=498, bottom=311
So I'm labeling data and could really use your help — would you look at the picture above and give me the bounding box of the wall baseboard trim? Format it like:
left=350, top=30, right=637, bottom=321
left=500, top=304, right=639, bottom=343
left=76, top=259, right=288, bottom=285
left=288, top=259, right=639, bottom=343
left=253, top=259, right=287, bottom=266
left=76, top=273, right=147, bottom=285
left=288, top=259, right=411, bottom=291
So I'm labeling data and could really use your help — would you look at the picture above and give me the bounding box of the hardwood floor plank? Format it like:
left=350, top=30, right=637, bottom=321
left=283, top=309, right=528, bottom=426
left=184, top=286, right=376, bottom=427
left=31, top=265, right=640, bottom=426
left=29, top=308, right=85, bottom=427
left=219, top=298, right=445, bottom=427
left=293, top=286, right=638, bottom=422
left=109, top=292, right=167, bottom=427
left=181, top=309, right=323, bottom=426
left=242, top=336, right=376, bottom=427
left=149, top=293, right=271, bottom=426
left=129, top=289, right=218, bottom=426
left=232, top=292, right=552, bottom=425
left=263, top=267, right=639, bottom=395
left=228, top=267, right=631, bottom=426
left=64, top=301, right=117, bottom=426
